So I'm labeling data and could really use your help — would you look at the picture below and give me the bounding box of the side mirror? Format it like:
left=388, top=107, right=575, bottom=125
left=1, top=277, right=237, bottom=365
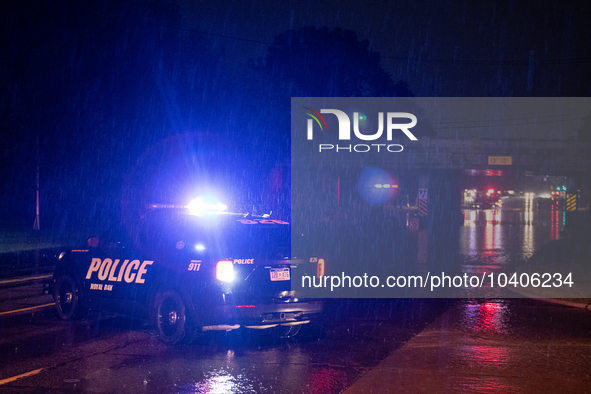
left=87, top=237, right=100, bottom=248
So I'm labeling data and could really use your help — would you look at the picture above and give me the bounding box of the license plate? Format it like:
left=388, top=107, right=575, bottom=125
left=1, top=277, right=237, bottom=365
left=270, top=268, right=290, bottom=281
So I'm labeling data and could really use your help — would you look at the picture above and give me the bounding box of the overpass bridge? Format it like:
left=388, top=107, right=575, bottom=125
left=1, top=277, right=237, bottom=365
left=294, top=137, right=591, bottom=173
left=292, top=136, right=591, bottom=248
left=389, top=137, right=590, bottom=173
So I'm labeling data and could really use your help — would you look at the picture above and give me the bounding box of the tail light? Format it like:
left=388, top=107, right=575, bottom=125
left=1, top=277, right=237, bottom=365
left=317, top=258, right=325, bottom=278
left=216, top=260, right=234, bottom=282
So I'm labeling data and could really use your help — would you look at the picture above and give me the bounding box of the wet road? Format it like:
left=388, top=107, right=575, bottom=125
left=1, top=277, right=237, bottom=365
left=2, top=298, right=591, bottom=392
left=0, top=299, right=451, bottom=393
left=346, top=298, right=591, bottom=393
left=1, top=196, right=590, bottom=393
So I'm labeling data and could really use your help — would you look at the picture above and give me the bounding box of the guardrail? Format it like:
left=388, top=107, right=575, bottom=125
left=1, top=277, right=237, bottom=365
left=0, top=274, right=52, bottom=286
left=0, top=272, right=54, bottom=296
left=0, top=273, right=55, bottom=317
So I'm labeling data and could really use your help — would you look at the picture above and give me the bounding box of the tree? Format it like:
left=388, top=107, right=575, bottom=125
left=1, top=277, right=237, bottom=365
left=229, top=26, right=417, bottom=165
left=255, top=26, right=413, bottom=98
left=226, top=27, right=420, bottom=217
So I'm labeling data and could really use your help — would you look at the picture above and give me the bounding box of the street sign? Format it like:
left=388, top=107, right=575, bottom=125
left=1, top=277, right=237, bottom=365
left=488, top=156, right=512, bottom=165
left=418, top=188, right=428, bottom=200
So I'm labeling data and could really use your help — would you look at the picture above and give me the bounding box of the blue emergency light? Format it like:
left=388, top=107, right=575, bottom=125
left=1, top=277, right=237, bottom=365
left=187, top=195, right=227, bottom=216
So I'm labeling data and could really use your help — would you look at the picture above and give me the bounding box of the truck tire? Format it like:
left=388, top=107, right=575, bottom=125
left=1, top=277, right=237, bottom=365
left=153, top=290, right=194, bottom=345
left=54, top=275, right=87, bottom=320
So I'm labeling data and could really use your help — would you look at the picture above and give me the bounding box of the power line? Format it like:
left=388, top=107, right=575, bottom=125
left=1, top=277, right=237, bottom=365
left=433, top=115, right=586, bottom=129
left=115, top=6, right=591, bottom=65
left=381, top=55, right=591, bottom=66
left=191, top=31, right=272, bottom=46
left=431, top=111, right=589, bottom=126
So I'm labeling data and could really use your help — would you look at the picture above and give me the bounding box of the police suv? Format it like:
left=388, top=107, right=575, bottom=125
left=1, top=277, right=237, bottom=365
left=53, top=196, right=324, bottom=344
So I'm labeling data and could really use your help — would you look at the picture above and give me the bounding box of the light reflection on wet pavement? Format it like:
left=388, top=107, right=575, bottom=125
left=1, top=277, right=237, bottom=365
left=462, top=202, right=564, bottom=264
left=458, top=300, right=512, bottom=335
left=345, top=298, right=591, bottom=393
left=459, top=198, right=566, bottom=297
left=344, top=201, right=591, bottom=393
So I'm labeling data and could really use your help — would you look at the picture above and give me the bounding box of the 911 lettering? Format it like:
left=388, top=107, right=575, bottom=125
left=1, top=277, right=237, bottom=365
left=86, top=258, right=153, bottom=284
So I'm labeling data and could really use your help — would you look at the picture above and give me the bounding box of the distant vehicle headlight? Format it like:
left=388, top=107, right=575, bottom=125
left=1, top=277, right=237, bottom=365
left=317, top=258, right=325, bottom=278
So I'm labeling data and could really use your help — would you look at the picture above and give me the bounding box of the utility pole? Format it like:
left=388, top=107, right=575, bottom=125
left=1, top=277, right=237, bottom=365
left=33, top=134, right=40, bottom=231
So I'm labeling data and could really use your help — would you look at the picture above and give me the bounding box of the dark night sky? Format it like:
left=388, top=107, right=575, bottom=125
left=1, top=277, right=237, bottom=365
left=178, top=0, right=591, bottom=96
left=1, top=0, right=590, bottom=234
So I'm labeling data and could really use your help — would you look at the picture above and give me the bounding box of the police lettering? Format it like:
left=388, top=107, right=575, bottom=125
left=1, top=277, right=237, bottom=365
left=86, top=258, right=154, bottom=284
left=234, top=259, right=254, bottom=264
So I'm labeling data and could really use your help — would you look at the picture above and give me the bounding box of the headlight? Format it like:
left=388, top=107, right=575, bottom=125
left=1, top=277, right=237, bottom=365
left=216, top=260, right=234, bottom=282
left=317, top=258, right=325, bottom=278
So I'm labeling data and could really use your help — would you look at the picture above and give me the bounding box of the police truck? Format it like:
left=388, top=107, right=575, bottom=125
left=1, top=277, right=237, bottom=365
left=53, top=195, right=324, bottom=344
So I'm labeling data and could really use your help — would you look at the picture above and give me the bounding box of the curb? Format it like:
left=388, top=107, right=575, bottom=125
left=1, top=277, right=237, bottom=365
left=510, top=287, right=591, bottom=310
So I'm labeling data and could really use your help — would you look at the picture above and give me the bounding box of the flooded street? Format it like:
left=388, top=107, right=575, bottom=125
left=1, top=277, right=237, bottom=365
left=0, top=299, right=451, bottom=393
left=2, top=197, right=590, bottom=393
left=459, top=197, right=574, bottom=299
left=346, top=298, right=591, bottom=393
left=462, top=196, right=565, bottom=266
left=2, top=297, right=591, bottom=393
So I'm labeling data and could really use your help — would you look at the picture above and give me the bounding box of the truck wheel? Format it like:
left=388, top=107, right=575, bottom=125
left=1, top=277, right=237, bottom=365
left=54, top=275, right=87, bottom=320
left=154, top=290, right=193, bottom=345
